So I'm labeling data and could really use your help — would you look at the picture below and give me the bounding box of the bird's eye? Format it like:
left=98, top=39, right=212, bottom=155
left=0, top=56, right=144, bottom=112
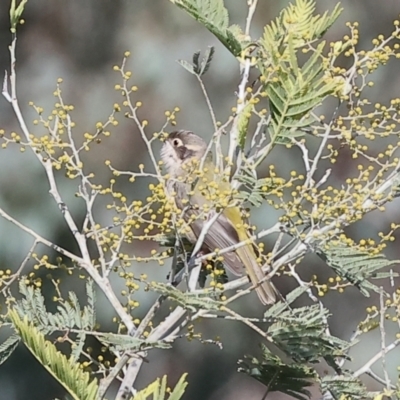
left=172, top=138, right=182, bottom=147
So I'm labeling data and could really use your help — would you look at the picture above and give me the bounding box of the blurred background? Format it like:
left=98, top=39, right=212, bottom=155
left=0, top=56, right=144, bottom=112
left=0, top=0, right=400, bottom=399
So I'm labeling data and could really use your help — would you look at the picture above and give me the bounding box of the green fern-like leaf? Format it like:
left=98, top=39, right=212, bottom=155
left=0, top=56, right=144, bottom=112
left=265, top=41, right=337, bottom=144
left=320, top=374, right=372, bottom=399
left=85, top=279, right=96, bottom=329
left=151, top=282, right=221, bottom=311
left=235, top=169, right=287, bottom=207
left=169, top=0, right=244, bottom=56
left=9, top=0, right=29, bottom=32
left=237, top=103, right=253, bottom=149
left=261, top=0, right=342, bottom=56
left=16, top=280, right=53, bottom=333
left=16, top=279, right=97, bottom=333
left=239, top=345, right=316, bottom=400
left=168, top=373, right=189, bottom=400
left=132, top=374, right=188, bottom=400
left=198, top=46, right=215, bottom=75
left=178, top=46, right=215, bottom=77
left=0, top=334, right=20, bottom=366
left=98, top=332, right=171, bottom=352
left=257, top=0, right=342, bottom=145
left=9, top=310, right=98, bottom=400
left=266, top=305, right=349, bottom=364
left=317, top=243, right=399, bottom=296
left=70, top=332, right=86, bottom=363
left=264, top=287, right=350, bottom=366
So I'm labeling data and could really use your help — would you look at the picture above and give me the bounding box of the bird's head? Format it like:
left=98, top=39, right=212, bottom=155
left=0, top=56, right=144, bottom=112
left=161, top=130, right=207, bottom=176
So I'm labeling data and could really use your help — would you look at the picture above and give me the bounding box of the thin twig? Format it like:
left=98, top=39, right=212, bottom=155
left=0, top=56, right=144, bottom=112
left=365, top=369, right=396, bottom=390
left=196, top=75, right=218, bottom=133
left=116, top=305, right=187, bottom=396
left=288, top=263, right=317, bottom=302
left=0, top=239, right=38, bottom=294
left=224, top=306, right=272, bottom=341
left=304, top=119, right=333, bottom=188
left=245, top=0, right=258, bottom=36
left=379, top=288, right=391, bottom=390
left=98, top=352, right=131, bottom=399
left=227, top=0, right=259, bottom=172
left=293, top=139, right=311, bottom=175
left=226, top=57, right=251, bottom=176
left=353, top=339, right=400, bottom=378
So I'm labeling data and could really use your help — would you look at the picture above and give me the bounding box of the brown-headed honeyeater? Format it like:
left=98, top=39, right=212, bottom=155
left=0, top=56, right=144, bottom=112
left=161, top=130, right=276, bottom=305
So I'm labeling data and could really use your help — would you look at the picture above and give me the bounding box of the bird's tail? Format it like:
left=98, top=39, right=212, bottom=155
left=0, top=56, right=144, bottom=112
left=236, top=245, right=276, bottom=305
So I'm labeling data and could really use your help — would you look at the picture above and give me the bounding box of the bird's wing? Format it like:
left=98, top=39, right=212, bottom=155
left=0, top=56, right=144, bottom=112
left=190, top=207, right=276, bottom=304
left=171, top=181, right=276, bottom=304
left=189, top=209, right=244, bottom=276
left=172, top=181, right=247, bottom=275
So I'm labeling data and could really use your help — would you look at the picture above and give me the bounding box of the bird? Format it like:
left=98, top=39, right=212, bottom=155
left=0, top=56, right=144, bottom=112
left=160, top=130, right=276, bottom=305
